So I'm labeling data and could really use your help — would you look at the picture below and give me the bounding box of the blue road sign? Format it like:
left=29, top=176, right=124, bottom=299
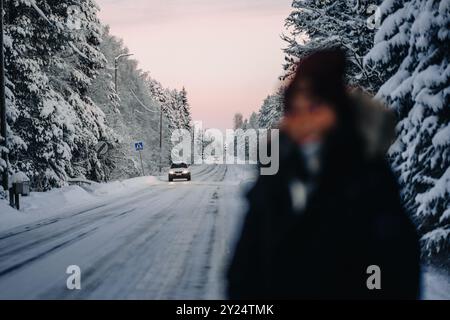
left=135, top=142, right=144, bottom=151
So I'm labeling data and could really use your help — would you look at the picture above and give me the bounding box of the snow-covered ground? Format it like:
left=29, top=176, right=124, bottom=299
left=0, top=165, right=255, bottom=299
left=422, top=266, right=450, bottom=300
left=0, top=176, right=161, bottom=233
left=0, top=164, right=448, bottom=299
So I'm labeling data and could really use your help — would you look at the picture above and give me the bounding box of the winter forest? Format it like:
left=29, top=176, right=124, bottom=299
left=0, top=0, right=192, bottom=190
left=0, top=0, right=449, bottom=269
left=237, top=0, right=449, bottom=262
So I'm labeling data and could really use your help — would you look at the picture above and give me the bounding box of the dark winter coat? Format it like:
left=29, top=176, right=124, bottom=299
left=227, top=104, right=421, bottom=300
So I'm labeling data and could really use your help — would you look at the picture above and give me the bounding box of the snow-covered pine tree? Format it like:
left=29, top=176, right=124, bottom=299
left=283, top=0, right=383, bottom=92
left=232, top=113, right=243, bottom=130
left=147, top=79, right=192, bottom=134
left=89, top=26, right=141, bottom=179
left=243, top=119, right=250, bottom=130
left=258, top=91, right=284, bottom=129
left=248, top=112, right=259, bottom=129
left=51, top=0, right=116, bottom=182
left=147, top=77, right=168, bottom=106
left=1, top=8, right=21, bottom=194
left=92, top=26, right=175, bottom=177
left=161, top=88, right=193, bottom=164
left=146, top=78, right=178, bottom=166
left=4, top=0, right=115, bottom=190
left=164, top=88, right=192, bottom=131
left=146, top=70, right=193, bottom=166
left=179, top=87, right=192, bottom=130
left=365, top=0, right=449, bottom=260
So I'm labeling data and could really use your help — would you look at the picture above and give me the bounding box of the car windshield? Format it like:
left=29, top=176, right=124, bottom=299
left=171, top=163, right=188, bottom=169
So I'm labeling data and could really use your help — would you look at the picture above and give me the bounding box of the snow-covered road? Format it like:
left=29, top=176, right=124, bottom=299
left=0, top=164, right=448, bottom=299
left=0, top=165, right=254, bottom=299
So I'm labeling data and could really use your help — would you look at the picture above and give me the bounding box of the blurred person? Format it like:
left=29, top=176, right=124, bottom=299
left=227, top=49, right=420, bottom=299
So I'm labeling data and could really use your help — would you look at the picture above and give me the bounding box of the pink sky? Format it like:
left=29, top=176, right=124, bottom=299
left=96, top=0, right=292, bottom=129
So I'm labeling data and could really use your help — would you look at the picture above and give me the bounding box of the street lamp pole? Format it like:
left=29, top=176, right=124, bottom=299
left=0, top=0, right=9, bottom=193
left=114, top=53, right=133, bottom=94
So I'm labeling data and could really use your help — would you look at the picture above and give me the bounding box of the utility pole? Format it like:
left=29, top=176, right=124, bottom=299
left=114, top=53, right=133, bottom=94
left=0, top=0, right=9, bottom=193
left=159, top=104, right=163, bottom=172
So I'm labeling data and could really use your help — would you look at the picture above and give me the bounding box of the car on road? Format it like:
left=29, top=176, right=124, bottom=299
left=168, top=163, right=191, bottom=182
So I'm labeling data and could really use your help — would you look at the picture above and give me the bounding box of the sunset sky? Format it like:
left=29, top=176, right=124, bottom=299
left=96, top=0, right=292, bottom=129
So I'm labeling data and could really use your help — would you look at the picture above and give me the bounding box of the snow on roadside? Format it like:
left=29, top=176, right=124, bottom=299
left=422, top=266, right=450, bottom=300
left=0, top=175, right=161, bottom=233
left=85, top=176, right=160, bottom=196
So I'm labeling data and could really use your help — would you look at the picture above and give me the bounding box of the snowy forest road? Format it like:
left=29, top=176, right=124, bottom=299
left=0, top=165, right=253, bottom=299
left=0, top=164, right=447, bottom=299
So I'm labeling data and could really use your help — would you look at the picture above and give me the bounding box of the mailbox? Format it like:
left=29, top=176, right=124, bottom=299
left=14, top=181, right=30, bottom=196
left=9, top=172, right=31, bottom=210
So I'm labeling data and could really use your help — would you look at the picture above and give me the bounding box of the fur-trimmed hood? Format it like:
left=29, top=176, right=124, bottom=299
left=349, top=88, right=397, bottom=159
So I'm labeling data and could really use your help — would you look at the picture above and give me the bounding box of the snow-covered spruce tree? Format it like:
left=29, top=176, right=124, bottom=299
left=1, top=26, right=22, bottom=196
left=96, top=27, right=193, bottom=173
left=179, top=87, right=192, bottom=130
left=92, top=26, right=176, bottom=176
left=51, top=0, right=116, bottom=182
left=88, top=26, right=140, bottom=180
left=248, top=112, right=259, bottom=130
left=165, top=88, right=192, bottom=131
left=283, top=0, right=383, bottom=92
left=0, top=73, right=20, bottom=198
left=231, top=113, right=257, bottom=162
left=258, top=91, right=284, bottom=129
left=233, top=113, right=244, bottom=130
left=146, top=78, right=176, bottom=166
left=365, top=0, right=450, bottom=260
left=147, top=79, right=193, bottom=165
left=4, top=0, right=115, bottom=190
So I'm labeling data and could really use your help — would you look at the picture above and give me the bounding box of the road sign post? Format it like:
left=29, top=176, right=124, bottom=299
left=138, top=150, right=144, bottom=177
left=134, top=142, right=145, bottom=176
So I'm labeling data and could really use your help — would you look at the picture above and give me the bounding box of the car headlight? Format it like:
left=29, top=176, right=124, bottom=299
left=182, top=170, right=189, bottom=174
left=169, top=170, right=174, bottom=174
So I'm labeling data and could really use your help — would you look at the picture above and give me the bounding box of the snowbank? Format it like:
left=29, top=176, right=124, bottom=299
left=0, top=175, right=162, bottom=233
left=422, top=266, right=450, bottom=300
